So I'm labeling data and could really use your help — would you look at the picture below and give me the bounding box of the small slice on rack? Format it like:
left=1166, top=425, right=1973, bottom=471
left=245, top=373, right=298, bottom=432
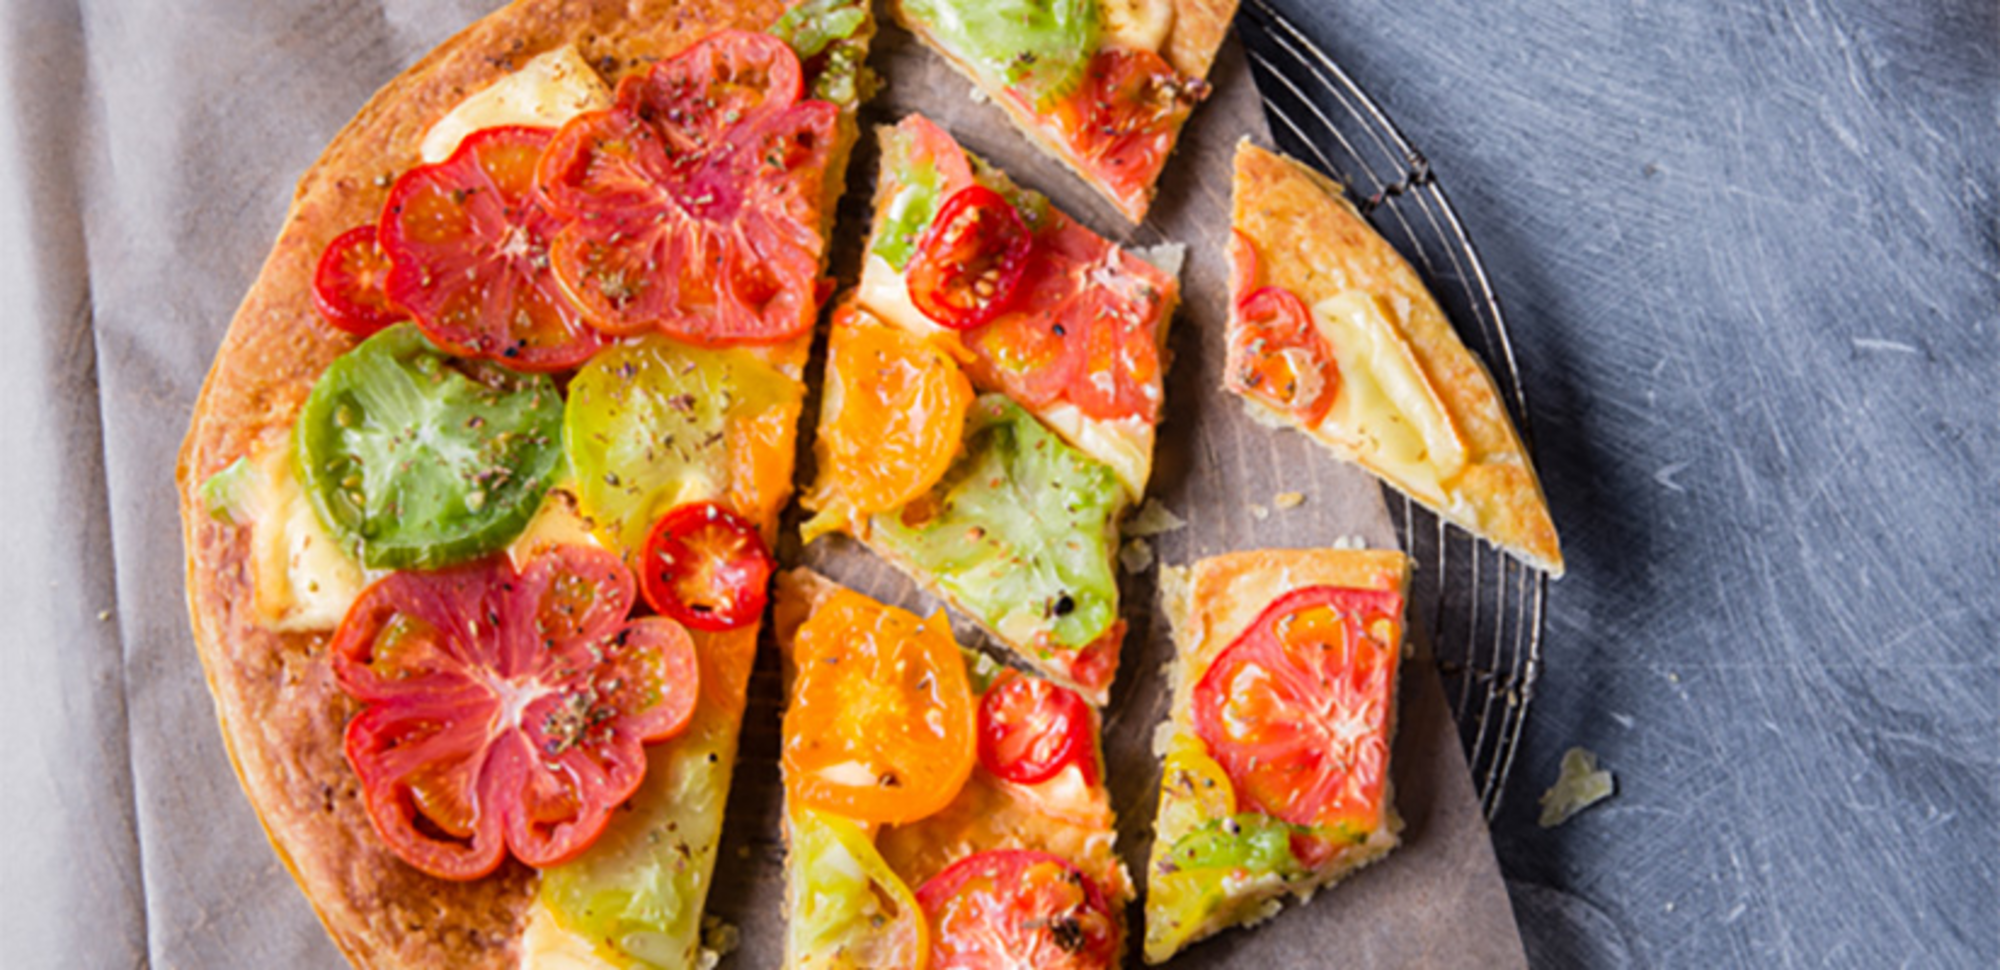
left=774, top=569, right=1132, bottom=969
left=1227, top=140, right=1564, bottom=576
left=1143, top=547, right=1411, bottom=963
left=887, top=0, right=1239, bottom=221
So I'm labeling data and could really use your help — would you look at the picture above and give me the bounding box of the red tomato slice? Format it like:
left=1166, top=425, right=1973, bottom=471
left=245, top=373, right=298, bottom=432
left=537, top=31, right=837, bottom=345
left=312, top=224, right=402, bottom=336
left=1042, top=48, right=1208, bottom=219
left=331, top=547, right=697, bottom=879
left=1190, top=585, right=1403, bottom=830
left=977, top=672, right=1098, bottom=787
left=638, top=502, right=773, bottom=631
left=377, top=126, right=604, bottom=370
left=907, top=185, right=1033, bottom=330
left=916, top=849, right=1120, bottom=970
left=960, top=216, right=1170, bottom=422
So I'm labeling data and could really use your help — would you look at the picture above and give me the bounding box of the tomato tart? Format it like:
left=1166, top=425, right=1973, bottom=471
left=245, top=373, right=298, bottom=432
left=1143, top=548, right=1411, bottom=962
left=888, top=0, right=1239, bottom=221
left=1227, top=140, right=1565, bottom=575
left=175, top=3, right=873, bottom=966
left=772, top=569, right=1132, bottom=969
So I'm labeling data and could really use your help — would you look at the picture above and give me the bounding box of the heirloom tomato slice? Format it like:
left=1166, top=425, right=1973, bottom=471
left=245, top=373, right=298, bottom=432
left=788, top=805, right=931, bottom=970
left=331, top=546, right=697, bottom=879
left=916, top=849, right=1120, bottom=970
left=537, top=30, right=837, bottom=344
left=1226, top=230, right=1337, bottom=424
left=976, top=671, right=1098, bottom=786
left=784, top=589, right=976, bottom=824
left=378, top=126, right=603, bottom=370
left=1190, top=585, right=1403, bottom=830
left=808, top=308, right=973, bottom=528
left=906, top=185, right=1033, bottom=330
left=1043, top=48, right=1207, bottom=219
left=637, top=502, right=773, bottom=631
left=312, top=225, right=401, bottom=336
left=960, top=215, right=1170, bottom=423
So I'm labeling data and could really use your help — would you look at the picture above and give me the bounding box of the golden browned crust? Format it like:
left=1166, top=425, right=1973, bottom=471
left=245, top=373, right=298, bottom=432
left=1230, top=141, right=1566, bottom=576
left=175, top=3, right=845, bottom=966
left=887, top=0, right=1241, bottom=222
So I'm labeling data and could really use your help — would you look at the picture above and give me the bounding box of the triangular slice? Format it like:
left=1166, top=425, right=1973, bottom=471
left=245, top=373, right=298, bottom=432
left=774, top=569, right=1132, bottom=968
left=1144, top=548, right=1410, bottom=962
left=888, top=0, right=1239, bottom=220
left=802, top=300, right=1130, bottom=703
left=1227, top=141, right=1565, bottom=575
left=855, top=113, right=1180, bottom=501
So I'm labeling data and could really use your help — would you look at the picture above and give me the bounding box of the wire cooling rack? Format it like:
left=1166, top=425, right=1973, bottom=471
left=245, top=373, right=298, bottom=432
left=1237, top=0, right=1550, bottom=819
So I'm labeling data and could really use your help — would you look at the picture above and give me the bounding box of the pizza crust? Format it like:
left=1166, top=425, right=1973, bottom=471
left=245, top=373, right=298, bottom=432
left=1231, top=141, right=1566, bottom=576
left=175, top=3, right=830, bottom=966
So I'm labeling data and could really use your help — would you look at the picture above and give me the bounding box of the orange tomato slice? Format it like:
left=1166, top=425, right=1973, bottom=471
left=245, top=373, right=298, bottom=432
left=783, top=589, right=976, bottom=824
left=807, top=307, right=972, bottom=530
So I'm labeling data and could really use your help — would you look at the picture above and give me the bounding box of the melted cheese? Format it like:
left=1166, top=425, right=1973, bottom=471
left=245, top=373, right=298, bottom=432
left=419, top=46, right=612, bottom=164
left=505, top=486, right=602, bottom=568
left=245, top=445, right=369, bottom=632
left=858, top=253, right=1154, bottom=499
left=1101, top=0, right=1175, bottom=53
left=1310, top=291, right=1468, bottom=509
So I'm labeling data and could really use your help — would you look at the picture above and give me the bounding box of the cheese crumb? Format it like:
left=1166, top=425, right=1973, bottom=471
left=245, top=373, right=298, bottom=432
left=1539, top=747, right=1616, bottom=828
left=1125, top=499, right=1187, bottom=537
left=1273, top=491, right=1305, bottom=510
left=1249, top=503, right=1269, bottom=520
left=1120, top=538, right=1155, bottom=573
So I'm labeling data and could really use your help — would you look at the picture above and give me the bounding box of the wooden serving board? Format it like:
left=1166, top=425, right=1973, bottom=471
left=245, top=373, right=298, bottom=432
left=710, top=23, right=1529, bottom=968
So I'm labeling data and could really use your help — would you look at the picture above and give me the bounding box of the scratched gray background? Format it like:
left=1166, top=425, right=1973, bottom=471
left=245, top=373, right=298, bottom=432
left=1, top=0, right=1995, bottom=967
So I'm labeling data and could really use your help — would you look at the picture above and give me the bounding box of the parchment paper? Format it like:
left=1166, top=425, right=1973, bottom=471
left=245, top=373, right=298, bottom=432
left=23, top=1, right=1524, bottom=966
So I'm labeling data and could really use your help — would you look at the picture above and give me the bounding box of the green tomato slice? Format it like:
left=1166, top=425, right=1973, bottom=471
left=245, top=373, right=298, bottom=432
left=903, top=0, right=1099, bottom=106
left=870, top=395, right=1122, bottom=652
left=565, top=337, right=800, bottom=554
left=537, top=705, right=737, bottom=968
left=785, top=806, right=924, bottom=967
left=293, top=323, right=561, bottom=570
left=870, top=127, right=946, bottom=272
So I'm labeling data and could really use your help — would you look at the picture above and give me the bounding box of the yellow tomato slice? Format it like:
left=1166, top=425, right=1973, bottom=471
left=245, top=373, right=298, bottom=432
left=805, top=307, right=972, bottom=539
left=787, top=806, right=930, bottom=970
left=783, top=589, right=976, bottom=824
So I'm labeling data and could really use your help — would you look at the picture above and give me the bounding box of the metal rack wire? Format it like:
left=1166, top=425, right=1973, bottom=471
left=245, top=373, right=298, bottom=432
left=1237, top=0, right=1550, bottom=819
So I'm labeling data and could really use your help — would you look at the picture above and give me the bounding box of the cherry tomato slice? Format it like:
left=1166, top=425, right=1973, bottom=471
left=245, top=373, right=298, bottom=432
left=960, top=215, right=1170, bottom=422
left=638, top=502, right=773, bottom=631
left=1228, top=230, right=1337, bottom=424
left=537, top=31, right=837, bottom=345
left=312, top=225, right=401, bottom=336
left=784, top=589, right=976, bottom=824
left=977, top=672, right=1098, bottom=786
left=1043, top=48, right=1207, bottom=220
left=808, top=306, right=974, bottom=525
left=1190, top=585, right=1403, bottom=830
left=907, top=185, right=1033, bottom=330
left=378, top=126, right=604, bottom=370
left=331, top=547, right=697, bottom=879
left=916, top=849, right=1120, bottom=970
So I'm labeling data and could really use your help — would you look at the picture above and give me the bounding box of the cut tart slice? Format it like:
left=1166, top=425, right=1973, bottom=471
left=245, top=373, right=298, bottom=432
left=773, top=569, right=1132, bottom=969
left=888, top=0, right=1238, bottom=221
left=177, top=7, right=876, bottom=967
left=1144, top=548, right=1410, bottom=963
left=802, top=299, right=1131, bottom=703
left=1227, top=141, right=1565, bottom=576
left=854, top=114, right=1181, bottom=501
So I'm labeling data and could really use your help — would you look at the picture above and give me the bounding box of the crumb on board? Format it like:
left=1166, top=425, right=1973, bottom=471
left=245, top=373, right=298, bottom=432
left=1249, top=503, right=1269, bottom=520
left=1120, top=537, right=1155, bottom=573
left=1273, top=490, right=1305, bottom=510
left=699, top=915, right=740, bottom=968
left=1125, top=499, right=1187, bottom=537
left=1331, top=534, right=1365, bottom=550
left=1539, top=747, right=1616, bottom=828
